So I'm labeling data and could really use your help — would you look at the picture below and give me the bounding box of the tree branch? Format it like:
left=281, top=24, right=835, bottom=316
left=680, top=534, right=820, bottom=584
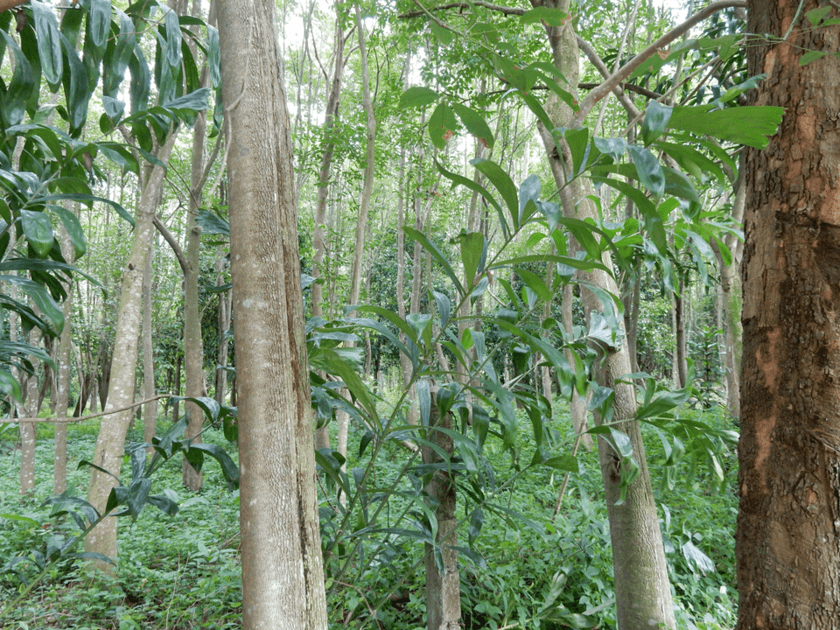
left=2, top=394, right=173, bottom=423
left=399, top=1, right=525, bottom=18
left=0, top=0, right=29, bottom=13
left=575, top=0, right=747, bottom=123
left=153, top=214, right=189, bottom=275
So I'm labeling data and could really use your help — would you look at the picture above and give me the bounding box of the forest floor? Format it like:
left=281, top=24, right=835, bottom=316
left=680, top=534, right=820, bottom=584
left=0, top=404, right=737, bottom=630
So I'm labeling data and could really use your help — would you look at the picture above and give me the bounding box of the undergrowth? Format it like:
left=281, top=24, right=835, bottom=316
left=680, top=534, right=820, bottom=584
left=0, top=404, right=737, bottom=629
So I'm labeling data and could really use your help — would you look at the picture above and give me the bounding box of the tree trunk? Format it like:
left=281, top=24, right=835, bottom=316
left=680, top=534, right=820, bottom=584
left=536, top=1, right=675, bottom=626
left=53, top=224, right=76, bottom=494
left=142, top=239, right=158, bottom=452
left=423, top=393, right=461, bottom=630
left=215, top=244, right=232, bottom=406
left=674, top=279, right=688, bottom=388
left=218, top=1, right=329, bottom=626
left=85, top=131, right=179, bottom=568
left=182, top=65, right=210, bottom=492
left=311, top=3, right=346, bottom=452
left=737, top=3, right=840, bottom=628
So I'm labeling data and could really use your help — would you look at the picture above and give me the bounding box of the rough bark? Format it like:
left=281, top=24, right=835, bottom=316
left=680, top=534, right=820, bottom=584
left=737, top=3, right=840, bottom=628
left=218, top=0, right=329, bottom=626
left=84, top=131, right=178, bottom=568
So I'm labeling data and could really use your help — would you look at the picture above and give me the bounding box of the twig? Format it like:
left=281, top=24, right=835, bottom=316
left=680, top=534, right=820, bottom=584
left=1, top=394, right=173, bottom=424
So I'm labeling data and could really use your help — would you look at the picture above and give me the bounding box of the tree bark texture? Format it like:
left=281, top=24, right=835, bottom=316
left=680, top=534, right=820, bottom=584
left=423, top=395, right=461, bottom=630
left=142, top=240, right=158, bottom=452
left=737, top=3, right=840, bottom=628
left=85, top=132, right=178, bottom=567
left=218, top=0, right=329, bottom=627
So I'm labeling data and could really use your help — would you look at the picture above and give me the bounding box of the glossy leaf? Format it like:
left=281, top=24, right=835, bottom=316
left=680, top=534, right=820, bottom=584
left=207, top=25, right=220, bottom=88
left=428, top=102, right=458, bottom=150
left=32, top=0, right=62, bottom=90
left=0, top=31, right=36, bottom=127
left=48, top=206, right=86, bottom=259
left=471, top=158, right=519, bottom=230
left=20, top=209, right=54, bottom=258
left=60, top=33, right=89, bottom=134
left=641, top=101, right=672, bottom=146
left=628, top=145, right=665, bottom=199
left=667, top=104, right=784, bottom=149
left=0, top=274, right=63, bottom=332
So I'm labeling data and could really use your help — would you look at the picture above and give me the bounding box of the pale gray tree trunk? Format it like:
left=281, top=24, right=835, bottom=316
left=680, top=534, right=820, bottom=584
left=53, top=224, right=76, bottom=494
left=141, top=240, right=157, bottom=451
left=85, top=131, right=179, bottom=568
left=218, top=0, right=329, bottom=626
left=535, top=1, right=675, bottom=626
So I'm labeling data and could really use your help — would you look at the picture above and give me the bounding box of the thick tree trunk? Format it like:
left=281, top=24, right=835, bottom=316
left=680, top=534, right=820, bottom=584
left=218, top=1, right=329, bottom=627
left=737, top=3, right=840, bottom=628
left=85, top=132, right=178, bottom=568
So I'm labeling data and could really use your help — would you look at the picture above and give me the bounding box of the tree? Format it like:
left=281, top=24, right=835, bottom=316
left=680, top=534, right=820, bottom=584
left=217, top=0, right=329, bottom=626
left=737, top=3, right=840, bottom=628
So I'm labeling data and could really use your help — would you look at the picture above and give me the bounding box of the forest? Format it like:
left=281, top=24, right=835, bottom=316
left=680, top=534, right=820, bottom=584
left=0, top=0, right=837, bottom=628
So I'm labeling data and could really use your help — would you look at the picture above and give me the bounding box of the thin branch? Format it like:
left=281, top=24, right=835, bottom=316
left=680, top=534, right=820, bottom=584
left=575, top=0, right=747, bottom=123
left=153, top=214, right=189, bottom=275
left=576, top=36, right=641, bottom=119
left=399, top=1, right=525, bottom=18
left=0, top=0, right=28, bottom=13
left=3, top=394, right=173, bottom=424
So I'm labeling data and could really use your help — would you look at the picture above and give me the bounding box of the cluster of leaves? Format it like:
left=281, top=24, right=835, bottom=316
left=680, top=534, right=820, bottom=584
left=0, top=0, right=216, bottom=402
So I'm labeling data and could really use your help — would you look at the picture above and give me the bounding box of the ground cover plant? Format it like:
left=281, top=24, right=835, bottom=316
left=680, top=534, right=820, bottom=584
left=1, top=400, right=737, bottom=630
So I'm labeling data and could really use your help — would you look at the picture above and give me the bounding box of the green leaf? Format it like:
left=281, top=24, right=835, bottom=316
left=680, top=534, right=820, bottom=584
left=628, top=145, right=665, bottom=199
left=404, top=225, right=464, bottom=297
left=642, top=101, right=672, bottom=146
left=20, top=209, right=54, bottom=258
left=184, top=443, right=239, bottom=490
left=432, top=290, right=451, bottom=330
left=49, top=205, right=86, bottom=259
left=800, top=50, right=826, bottom=66
left=129, top=46, right=150, bottom=114
left=0, top=31, right=36, bottom=127
left=457, top=230, right=484, bottom=290
left=0, top=275, right=63, bottom=333
left=103, top=9, right=136, bottom=98
left=0, top=368, right=21, bottom=401
left=32, top=0, right=63, bottom=90
left=163, top=8, right=182, bottom=69
left=399, top=86, right=439, bottom=109
left=452, top=102, right=494, bottom=149
left=667, top=104, right=784, bottom=149
left=521, top=6, right=569, bottom=26
left=436, top=158, right=507, bottom=239
left=429, top=21, right=453, bottom=46
left=543, top=454, right=580, bottom=472
left=471, top=158, right=519, bottom=231
left=207, top=25, right=221, bottom=88
left=61, top=33, right=90, bottom=134
left=317, top=349, right=380, bottom=431
left=805, top=6, right=832, bottom=25
left=428, top=102, right=458, bottom=150
left=593, top=136, right=626, bottom=163
left=88, top=0, right=111, bottom=51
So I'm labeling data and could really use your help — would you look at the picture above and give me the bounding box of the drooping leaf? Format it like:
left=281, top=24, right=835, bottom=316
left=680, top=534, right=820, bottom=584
left=641, top=101, right=672, bottom=146
left=628, top=145, right=665, bottom=199
left=31, top=0, right=62, bottom=90
left=20, top=209, right=54, bottom=258
left=471, top=158, right=519, bottom=230
left=0, top=31, right=36, bottom=127
left=452, top=102, right=494, bottom=149
left=428, top=102, right=458, bottom=150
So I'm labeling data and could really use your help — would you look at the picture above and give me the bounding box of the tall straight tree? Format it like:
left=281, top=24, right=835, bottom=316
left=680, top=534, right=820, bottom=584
left=737, top=3, right=840, bottom=628
left=217, top=0, right=329, bottom=627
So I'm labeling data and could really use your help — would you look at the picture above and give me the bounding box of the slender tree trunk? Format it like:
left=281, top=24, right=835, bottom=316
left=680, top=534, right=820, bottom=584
left=218, top=1, right=329, bottom=626
left=536, top=1, right=675, bottom=626
left=215, top=244, right=232, bottom=405
left=423, top=393, right=461, bottom=630
left=674, top=279, right=688, bottom=388
left=312, top=5, right=346, bottom=452
left=53, top=224, right=76, bottom=494
left=142, top=240, right=157, bottom=451
left=737, top=3, right=840, bottom=628
left=85, top=131, right=179, bottom=568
